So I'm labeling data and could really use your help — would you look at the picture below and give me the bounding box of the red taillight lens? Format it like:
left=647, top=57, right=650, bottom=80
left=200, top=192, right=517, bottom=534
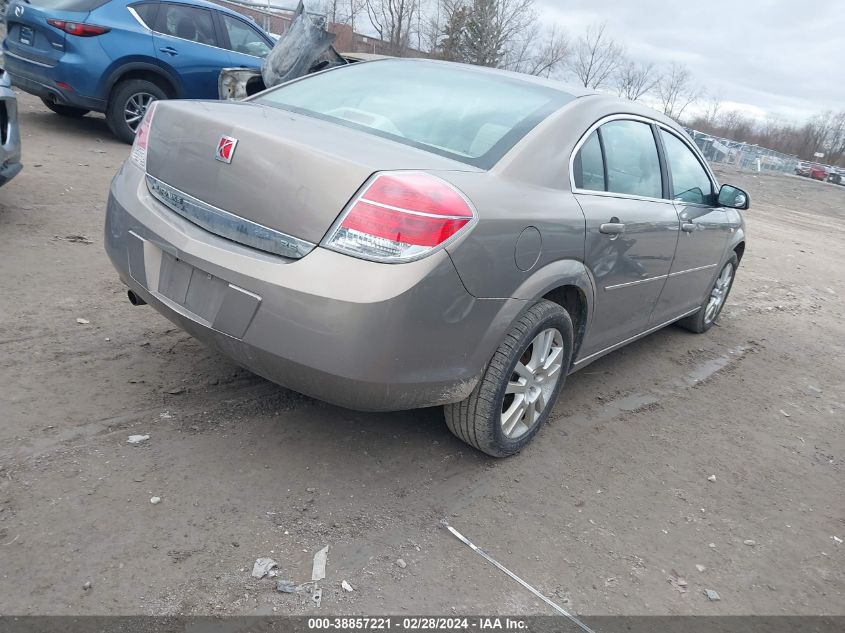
left=47, top=19, right=110, bottom=36
left=323, top=172, right=475, bottom=262
left=129, top=101, right=157, bottom=171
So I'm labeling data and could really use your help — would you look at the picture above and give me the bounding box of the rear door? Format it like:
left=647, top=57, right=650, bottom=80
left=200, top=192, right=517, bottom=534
left=651, top=128, right=731, bottom=323
left=151, top=2, right=227, bottom=98
left=216, top=11, right=272, bottom=69
left=573, top=118, right=680, bottom=359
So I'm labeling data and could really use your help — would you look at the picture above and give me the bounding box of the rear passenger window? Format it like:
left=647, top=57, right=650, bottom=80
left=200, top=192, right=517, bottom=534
left=156, top=4, right=217, bottom=47
left=131, top=3, right=158, bottom=28
left=660, top=130, right=715, bottom=205
left=573, top=131, right=605, bottom=191
left=600, top=120, right=662, bottom=199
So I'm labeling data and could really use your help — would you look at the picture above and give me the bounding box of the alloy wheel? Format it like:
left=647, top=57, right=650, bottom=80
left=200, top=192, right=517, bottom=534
left=501, top=328, right=564, bottom=439
left=124, top=92, right=156, bottom=132
left=704, top=262, right=734, bottom=324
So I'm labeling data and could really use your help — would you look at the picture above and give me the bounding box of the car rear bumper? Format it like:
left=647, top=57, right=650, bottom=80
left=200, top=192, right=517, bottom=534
left=105, top=161, right=524, bottom=411
left=2, top=49, right=106, bottom=112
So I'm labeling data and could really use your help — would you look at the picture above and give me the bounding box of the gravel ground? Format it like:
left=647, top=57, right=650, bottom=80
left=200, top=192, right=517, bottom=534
left=0, top=92, right=843, bottom=617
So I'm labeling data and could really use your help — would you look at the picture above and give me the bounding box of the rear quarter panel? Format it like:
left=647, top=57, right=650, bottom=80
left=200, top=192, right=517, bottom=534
left=92, top=2, right=166, bottom=99
left=442, top=170, right=588, bottom=300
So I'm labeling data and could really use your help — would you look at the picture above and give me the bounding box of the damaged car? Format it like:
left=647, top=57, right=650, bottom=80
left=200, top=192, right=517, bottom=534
left=2, top=0, right=275, bottom=143
left=105, top=59, right=748, bottom=457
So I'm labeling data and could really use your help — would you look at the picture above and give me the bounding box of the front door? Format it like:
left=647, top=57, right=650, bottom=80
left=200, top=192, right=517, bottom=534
left=152, top=2, right=228, bottom=99
left=652, top=128, right=732, bottom=323
left=572, top=119, right=680, bottom=359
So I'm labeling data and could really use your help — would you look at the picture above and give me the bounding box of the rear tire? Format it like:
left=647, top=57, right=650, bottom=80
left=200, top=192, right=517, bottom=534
left=678, top=253, right=738, bottom=333
left=106, top=79, right=167, bottom=144
left=444, top=300, right=573, bottom=457
left=40, top=98, right=90, bottom=118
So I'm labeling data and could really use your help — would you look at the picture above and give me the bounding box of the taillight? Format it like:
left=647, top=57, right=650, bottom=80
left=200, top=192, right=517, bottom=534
left=323, top=172, right=476, bottom=262
left=129, top=101, right=157, bottom=171
left=47, top=19, right=110, bottom=36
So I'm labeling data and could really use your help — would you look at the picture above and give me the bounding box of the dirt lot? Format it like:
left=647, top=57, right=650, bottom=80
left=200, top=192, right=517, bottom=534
left=0, top=91, right=843, bottom=617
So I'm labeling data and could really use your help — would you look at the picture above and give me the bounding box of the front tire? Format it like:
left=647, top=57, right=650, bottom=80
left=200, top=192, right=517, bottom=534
left=444, top=300, right=574, bottom=457
left=106, top=79, right=167, bottom=144
left=678, top=253, right=738, bottom=333
left=40, top=98, right=90, bottom=118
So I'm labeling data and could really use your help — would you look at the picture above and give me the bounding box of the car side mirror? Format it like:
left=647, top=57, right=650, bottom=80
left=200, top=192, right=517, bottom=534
left=718, top=184, right=749, bottom=210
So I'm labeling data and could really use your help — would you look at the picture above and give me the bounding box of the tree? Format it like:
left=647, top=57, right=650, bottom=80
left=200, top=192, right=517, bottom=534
left=567, top=21, right=624, bottom=89
left=657, top=62, right=700, bottom=120
left=365, top=0, right=420, bottom=55
left=323, top=0, right=366, bottom=28
left=614, top=60, right=658, bottom=101
left=428, top=0, right=567, bottom=76
left=506, top=24, right=569, bottom=77
left=700, top=93, right=723, bottom=128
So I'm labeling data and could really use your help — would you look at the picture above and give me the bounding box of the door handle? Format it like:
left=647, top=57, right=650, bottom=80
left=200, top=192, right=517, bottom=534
left=159, top=46, right=178, bottom=56
left=681, top=222, right=696, bottom=233
left=599, top=222, right=625, bottom=235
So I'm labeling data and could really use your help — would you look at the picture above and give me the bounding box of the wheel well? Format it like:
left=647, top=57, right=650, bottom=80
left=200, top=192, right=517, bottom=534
left=111, top=69, right=177, bottom=100
left=734, top=241, right=745, bottom=263
left=543, top=285, right=587, bottom=361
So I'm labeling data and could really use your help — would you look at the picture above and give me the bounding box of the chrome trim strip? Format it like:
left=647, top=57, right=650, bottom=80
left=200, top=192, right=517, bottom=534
left=359, top=197, right=471, bottom=220
left=605, top=274, right=667, bottom=291
left=145, top=175, right=315, bottom=259
left=126, top=6, right=152, bottom=30
left=574, top=189, right=676, bottom=205
left=573, top=307, right=701, bottom=367
left=3, top=50, right=54, bottom=68
left=668, top=263, right=717, bottom=278
left=569, top=113, right=719, bottom=199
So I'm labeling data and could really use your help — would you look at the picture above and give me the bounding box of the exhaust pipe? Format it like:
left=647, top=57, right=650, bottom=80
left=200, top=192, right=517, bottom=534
left=127, top=290, right=146, bottom=306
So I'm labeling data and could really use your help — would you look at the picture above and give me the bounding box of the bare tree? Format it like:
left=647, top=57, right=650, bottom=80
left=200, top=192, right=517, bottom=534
left=429, top=0, right=538, bottom=69
left=657, top=62, right=700, bottom=120
left=827, top=110, right=845, bottom=164
left=323, top=0, right=365, bottom=26
left=365, top=0, right=421, bottom=55
left=614, top=60, right=658, bottom=101
left=567, top=21, right=624, bottom=89
left=503, top=23, right=569, bottom=76
left=701, top=93, right=723, bottom=127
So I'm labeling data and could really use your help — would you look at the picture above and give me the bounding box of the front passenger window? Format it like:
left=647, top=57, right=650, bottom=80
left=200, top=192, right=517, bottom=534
left=221, top=14, right=271, bottom=57
left=600, top=120, right=662, bottom=199
left=157, top=4, right=217, bottom=47
left=660, top=130, right=715, bottom=205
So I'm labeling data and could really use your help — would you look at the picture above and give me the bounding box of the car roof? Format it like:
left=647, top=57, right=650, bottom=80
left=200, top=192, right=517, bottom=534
left=140, top=0, right=270, bottom=24
left=397, top=58, right=597, bottom=98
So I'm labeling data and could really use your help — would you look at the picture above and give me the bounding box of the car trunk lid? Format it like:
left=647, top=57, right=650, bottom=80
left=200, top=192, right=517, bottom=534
left=145, top=100, right=480, bottom=246
left=3, top=0, right=95, bottom=67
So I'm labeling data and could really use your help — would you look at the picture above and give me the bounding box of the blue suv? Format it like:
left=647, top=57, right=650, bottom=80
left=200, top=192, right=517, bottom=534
left=3, top=0, right=274, bottom=142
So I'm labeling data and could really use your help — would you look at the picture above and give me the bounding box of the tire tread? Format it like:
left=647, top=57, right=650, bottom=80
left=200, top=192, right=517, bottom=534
left=444, top=300, right=573, bottom=457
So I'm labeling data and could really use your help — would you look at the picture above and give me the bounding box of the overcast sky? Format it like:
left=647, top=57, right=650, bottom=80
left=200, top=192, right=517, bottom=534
left=537, top=0, right=845, bottom=123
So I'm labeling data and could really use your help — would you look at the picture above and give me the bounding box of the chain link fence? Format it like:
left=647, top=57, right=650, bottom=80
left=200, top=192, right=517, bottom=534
left=683, top=128, right=801, bottom=175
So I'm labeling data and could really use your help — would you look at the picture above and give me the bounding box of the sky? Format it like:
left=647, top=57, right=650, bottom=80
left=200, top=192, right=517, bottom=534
left=536, top=0, right=845, bottom=123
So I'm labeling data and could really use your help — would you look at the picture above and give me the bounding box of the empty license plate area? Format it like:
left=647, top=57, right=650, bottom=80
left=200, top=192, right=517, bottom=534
left=156, top=250, right=261, bottom=339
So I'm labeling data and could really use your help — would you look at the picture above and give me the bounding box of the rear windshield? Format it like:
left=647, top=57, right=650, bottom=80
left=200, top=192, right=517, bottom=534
left=254, top=60, right=574, bottom=168
left=28, top=0, right=110, bottom=10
